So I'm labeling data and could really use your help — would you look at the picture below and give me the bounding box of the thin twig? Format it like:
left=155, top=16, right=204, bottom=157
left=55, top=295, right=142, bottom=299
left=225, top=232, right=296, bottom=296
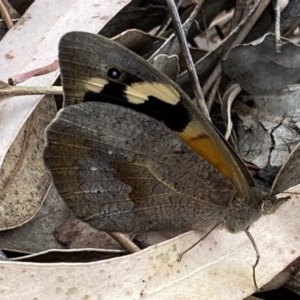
left=166, top=0, right=209, bottom=118
left=0, top=85, right=62, bottom=99
left=275, top=0, right=282, bottom=53
left=202, top=0, right=271, bottom=95
left=0, top=0, right=13, bottom=28
left=157, top=0, right=182, bottom=35
left=2, top=0, right=19, bottom=19
left=149, top=0, right=204, bottom=62
left=9, top=60, right=59, bottom=85
left=206, top=75, right=221, bottom=112
left=182, top=0, right=206, bottom=35
left=203, top=64, right=222, bottom=96
left=202, top=9, right=210, bottom=52
left=230, top=0, right=245, bottom=30
left=223, top=84, right=242, bottom=140
left=108, top=232, right=141, bottom=253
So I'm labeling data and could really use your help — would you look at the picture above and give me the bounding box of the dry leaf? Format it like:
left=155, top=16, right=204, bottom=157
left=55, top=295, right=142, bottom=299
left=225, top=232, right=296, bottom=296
left=0, top=96, right=55, bottom=229
left=113, top=29, right=165, bottom=58
left=0, top=0, right=131, bottom=229
left=12, top=248, right=124, bottom=263
left=0, top=186, right=69, bottom=253
left=55, top=217, right=122, bottom=250
left=223, top=33, right=300, bottom=95
left=0, top=185, right=299, bottom=300
left=233, top=85, right=300, bottom=169
left=272, top=140, right=300, bottom=194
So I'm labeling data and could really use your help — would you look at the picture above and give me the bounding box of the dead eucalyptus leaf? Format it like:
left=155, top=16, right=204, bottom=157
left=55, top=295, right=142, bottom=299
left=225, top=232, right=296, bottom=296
left=100, top=0, right=167, bottom=38
left=0, top=186, right=69, bottom=253
left=272, top=140, right=300, bottom=194
left=0, top=95, right=56, bottom=230
left=55, top=217, right=122, bottom=250
left=259, top=263, right=295, bottom=292
left=0, top=186, right=299, bottom=299
left=234, top=85, right=300, bottom=169
left=284, top=257, right=300, bottom=295
left=12, top=248, right=124, bottom=263
left=152, top=54, right=179, bottom=80
left=223, top=33, right=300, bottom=95
left=113, top=29, right=165, bottom=58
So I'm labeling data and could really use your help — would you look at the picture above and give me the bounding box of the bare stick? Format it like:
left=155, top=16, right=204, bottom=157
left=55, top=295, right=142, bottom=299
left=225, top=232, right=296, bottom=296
left=157, top=0, right=182, bottom=35
left=166, top=0, right=209, bottom=118
left=275, top=0, right=282, bottom=53
left=0, top=85, right=62, bottom=100
left=9, top=60, right=59, bottom=85
left=0, top=0, right=13, bottom=28
left=223, top=84, right=242, bottom=140
left=182, top=0, right=206, bottom=35
left=108, top=232, right=141, bottom=253
left=206, top=75, right=221, bottom=112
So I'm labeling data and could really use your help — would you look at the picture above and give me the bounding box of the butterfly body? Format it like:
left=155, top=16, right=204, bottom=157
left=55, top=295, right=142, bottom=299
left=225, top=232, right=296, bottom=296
left=44, top=32, right=266, bottom=234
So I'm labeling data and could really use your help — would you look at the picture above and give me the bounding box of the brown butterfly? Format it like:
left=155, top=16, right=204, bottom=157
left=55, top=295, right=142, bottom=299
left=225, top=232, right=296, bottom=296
left=44, top=32, right=271, bottom=234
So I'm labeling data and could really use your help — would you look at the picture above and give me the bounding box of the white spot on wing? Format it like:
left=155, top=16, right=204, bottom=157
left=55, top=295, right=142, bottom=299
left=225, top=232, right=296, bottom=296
left=126, top=82, right=180, bottom=105
left=85, top=77, right=108, bottom=93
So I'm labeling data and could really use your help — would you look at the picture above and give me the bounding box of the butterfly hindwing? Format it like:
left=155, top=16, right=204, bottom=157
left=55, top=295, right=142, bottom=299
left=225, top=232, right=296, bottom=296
left=44, top=102, right=238, bottom=232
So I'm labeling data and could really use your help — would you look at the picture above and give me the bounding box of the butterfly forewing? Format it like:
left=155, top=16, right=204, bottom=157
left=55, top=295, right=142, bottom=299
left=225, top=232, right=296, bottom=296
left=44, top=31, right=269, bottom=234
left=58, top=31, right=258, bottom=203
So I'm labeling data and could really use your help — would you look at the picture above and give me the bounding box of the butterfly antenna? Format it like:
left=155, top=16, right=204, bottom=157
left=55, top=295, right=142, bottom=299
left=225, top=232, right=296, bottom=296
left=177, top=222, right=222, bottom=262
left=245, top=228, right=260, bottom=291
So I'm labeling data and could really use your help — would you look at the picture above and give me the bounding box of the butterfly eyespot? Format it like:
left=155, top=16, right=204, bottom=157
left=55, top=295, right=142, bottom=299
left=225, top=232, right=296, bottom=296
left=107, top=67, right=123, bottom=81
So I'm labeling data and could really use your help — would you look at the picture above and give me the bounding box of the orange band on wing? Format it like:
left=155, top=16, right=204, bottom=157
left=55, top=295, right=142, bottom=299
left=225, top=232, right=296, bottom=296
left=177, top=120, right=233, bottom=184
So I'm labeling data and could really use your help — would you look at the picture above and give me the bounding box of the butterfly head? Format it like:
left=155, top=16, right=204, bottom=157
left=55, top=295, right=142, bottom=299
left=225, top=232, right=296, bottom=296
left=224, top=187, right=267, bottom=232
